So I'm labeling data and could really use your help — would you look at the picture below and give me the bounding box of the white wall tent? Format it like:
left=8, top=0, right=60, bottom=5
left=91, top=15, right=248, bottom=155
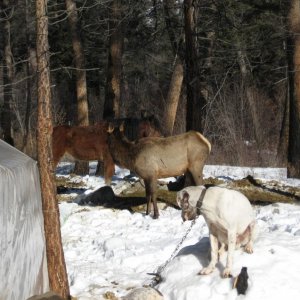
left=0, top=140, right=49, bottom=300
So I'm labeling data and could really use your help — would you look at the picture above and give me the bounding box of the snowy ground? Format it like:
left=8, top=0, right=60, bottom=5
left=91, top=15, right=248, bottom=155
left=57, top=163, right=300, bottom=300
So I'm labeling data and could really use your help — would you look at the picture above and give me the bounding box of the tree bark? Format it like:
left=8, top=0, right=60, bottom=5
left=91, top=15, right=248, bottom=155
left=36, top=0, right=70, bottom=298
left=22, top=0, right=37, bottom=150
left=236, top=46, right=264, bottom=164
left=183, top=0, right=206, bottom=132
left=163, top=0, right=184, bottom=136
left=65, top=0, right=89, bottom=174
left=65, top=0, right=89, bottom=126
left=163, top=57, right=184, bottom=136
left=288, top=0, right=300, bottom=178
left=103, top=0, right=124, bottom=119
left=98, top=0, right=124, bottom=177
left=163, top=0, right=184, bottom=60
left=277, top=37, right=292, bottom=165
left=0, top=0, right=14, bottom=146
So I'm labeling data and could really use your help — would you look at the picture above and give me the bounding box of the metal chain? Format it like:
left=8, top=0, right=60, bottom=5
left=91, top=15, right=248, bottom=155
left=148, top=218, right=197, bottom=287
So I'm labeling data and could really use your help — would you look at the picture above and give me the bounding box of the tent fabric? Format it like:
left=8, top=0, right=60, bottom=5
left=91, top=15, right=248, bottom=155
left=0, top=140, right=49, bottom=300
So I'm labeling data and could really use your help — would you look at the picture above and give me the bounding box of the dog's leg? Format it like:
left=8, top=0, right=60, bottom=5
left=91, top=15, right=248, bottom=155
left=223, top=230, right=236, bottom=278
left=218, top=243, right=226, bottom=258
left=245, top=222, right=255, bottom=254
left=199, top=233, right=218, bottom=275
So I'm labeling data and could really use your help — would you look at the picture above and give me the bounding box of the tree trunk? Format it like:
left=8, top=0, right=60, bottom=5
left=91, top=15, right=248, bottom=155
left=22, top=0, right=37, bottom=151
left=36, top=0, right=70, bottom=298
left=65, top=0, right=89, bottom=125
left=65, top=0, right=89, bottom=174
left=277, top=37, right=292, bottom=165
left=183, top=0, right=206, bottom=132
left=288, top=0, right=300, bottom=178
left=0, top=0, right=14, bottom=146
left=98, top=0, right=124, bottom=177
left=163, top=57, right=184, bottom=136
left=236, top=47, right=264, bottom=164
left=103, top=0, right=124, bottom=119
left=163, top=0, right=184, bottom=136
left=163, top=0, right=184, bottom=59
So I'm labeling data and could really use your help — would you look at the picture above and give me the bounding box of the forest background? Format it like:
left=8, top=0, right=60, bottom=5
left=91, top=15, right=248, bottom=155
left=1, top=0, right=300, bottom=176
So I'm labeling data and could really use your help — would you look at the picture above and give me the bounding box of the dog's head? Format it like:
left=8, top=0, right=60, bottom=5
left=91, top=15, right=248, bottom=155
left=177, top=186, right=206, bottom=221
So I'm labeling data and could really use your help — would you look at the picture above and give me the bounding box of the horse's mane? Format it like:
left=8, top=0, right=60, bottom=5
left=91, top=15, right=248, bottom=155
left=146, top=115, right=163, bottom=134
left=107, top=115, right=163, bottom=141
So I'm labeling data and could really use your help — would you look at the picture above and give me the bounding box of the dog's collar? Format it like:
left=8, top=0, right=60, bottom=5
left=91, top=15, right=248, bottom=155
left=196, top=187, right=207, bottom=215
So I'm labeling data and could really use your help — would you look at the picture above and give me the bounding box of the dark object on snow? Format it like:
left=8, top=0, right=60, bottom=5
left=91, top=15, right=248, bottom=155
left=167, top=173, right=210, bottom=192
left=79, top=185, right=115, bottom=206
left=167, top=175, right=185, bottom=191
left=233, top=267, right=249, bottom=295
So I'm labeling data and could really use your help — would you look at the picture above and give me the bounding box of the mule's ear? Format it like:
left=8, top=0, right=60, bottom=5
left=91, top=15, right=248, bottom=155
left=107, top=123, right=114, bottom=133
left=119, top=121, right=125, bottom=132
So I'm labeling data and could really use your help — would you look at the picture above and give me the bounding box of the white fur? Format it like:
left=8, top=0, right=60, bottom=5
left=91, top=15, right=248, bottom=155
left=177, top=186, right=256, bottom=278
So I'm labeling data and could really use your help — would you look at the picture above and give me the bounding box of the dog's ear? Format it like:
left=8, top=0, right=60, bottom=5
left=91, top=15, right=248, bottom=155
left=181, top=191, right=190, bottom=210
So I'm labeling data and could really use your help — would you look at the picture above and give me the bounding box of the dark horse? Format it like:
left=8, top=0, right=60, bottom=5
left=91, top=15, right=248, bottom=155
left=109, top=114, right=162, bottom=142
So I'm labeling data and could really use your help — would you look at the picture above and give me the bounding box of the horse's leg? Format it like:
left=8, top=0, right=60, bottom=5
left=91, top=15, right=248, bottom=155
left=103, top=152, right=115, bottom=185
left=52, top=142, right=65, bottom=168
left=152, top=183, right=159, bottom=219
left=188, top=164, right=204, bottom=186
left=147, top=178, right=159, bottom=219
left=184, top=171, right=196, bottom=187
left=144, top=179, right=152, bottom=216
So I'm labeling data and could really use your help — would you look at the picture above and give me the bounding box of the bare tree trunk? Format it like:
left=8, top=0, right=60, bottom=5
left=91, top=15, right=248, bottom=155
left=103, top=0, right=124, bottom=119
left=36, top=0, right=70, bottom=298
left=162, top=0, right=184, bottom=136
left=183, top=0, right=206, bottom=132
left=0, top=0, right=14, bottom=146
left=288, top=0, right=300, bottom=177
left=163, top=57, right=184, bottom=136
left=65, top=0, right=88, bottom=125
left=277, top=37, right=292, bottom=165
left=236, top=47, right=264, bottom=164
left=65, top=0, right=89, bottom=174
left=22, top=0, right=37, bottom=151
left=97, top=0, right=124, bottom=177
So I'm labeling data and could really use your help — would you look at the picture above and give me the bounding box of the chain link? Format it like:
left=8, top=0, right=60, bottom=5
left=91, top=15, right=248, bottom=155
left=148, top=218, right=196, bottom=287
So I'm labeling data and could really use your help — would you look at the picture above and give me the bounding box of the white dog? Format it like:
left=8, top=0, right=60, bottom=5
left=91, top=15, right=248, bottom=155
left=177, top=186, right=256, bottom=278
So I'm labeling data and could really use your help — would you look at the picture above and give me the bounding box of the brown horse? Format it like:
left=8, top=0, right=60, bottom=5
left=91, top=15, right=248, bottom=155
left=52, top=115, right=163, bottom=184
left=52, top=122, right=115, bottom=184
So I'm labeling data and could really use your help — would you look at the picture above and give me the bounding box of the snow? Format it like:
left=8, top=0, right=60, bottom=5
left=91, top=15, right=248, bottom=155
left=58, top=163, right=300, bottom=300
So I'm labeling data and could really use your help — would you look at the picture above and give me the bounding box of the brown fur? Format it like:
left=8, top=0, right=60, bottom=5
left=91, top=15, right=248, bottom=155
left=107, top=124, right=211, bottom=218
left=137, top=117, right=162, bottom=139
left=52, top=122, right=115, bottom=184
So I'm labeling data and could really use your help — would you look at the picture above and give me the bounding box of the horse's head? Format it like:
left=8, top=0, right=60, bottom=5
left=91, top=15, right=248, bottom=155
left=138, top=115, right=163, bottom=139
